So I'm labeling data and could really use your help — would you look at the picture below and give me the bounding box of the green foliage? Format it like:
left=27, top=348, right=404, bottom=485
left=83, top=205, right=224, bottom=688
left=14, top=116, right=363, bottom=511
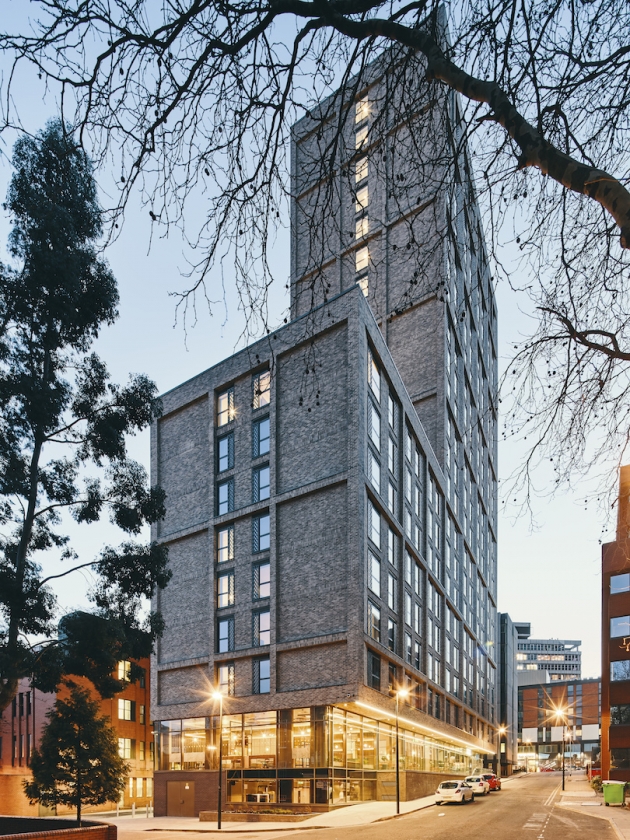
left=0, top=120, right=170, bottom=714
left=24, top=684, right=127, bottom=824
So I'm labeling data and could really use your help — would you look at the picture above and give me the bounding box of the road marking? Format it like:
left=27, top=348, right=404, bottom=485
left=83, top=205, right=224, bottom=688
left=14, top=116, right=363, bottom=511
left=544, top=784, right=561, bottom=807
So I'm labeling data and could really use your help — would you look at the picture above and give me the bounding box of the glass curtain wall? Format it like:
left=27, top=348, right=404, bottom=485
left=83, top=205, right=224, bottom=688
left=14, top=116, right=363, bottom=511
left=155, top=706, right=478, bottom=802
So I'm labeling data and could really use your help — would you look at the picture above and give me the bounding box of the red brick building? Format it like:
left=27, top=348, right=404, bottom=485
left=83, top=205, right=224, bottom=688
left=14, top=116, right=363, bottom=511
left=602, top=465, right=630, bottom=781
left=0, top=659, right=153, bottom=815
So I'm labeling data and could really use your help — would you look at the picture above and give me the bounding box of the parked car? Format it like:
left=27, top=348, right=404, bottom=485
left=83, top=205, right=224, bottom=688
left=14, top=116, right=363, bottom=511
left=435, top=780, right=475, bottom=805
left=481, top=772, right=502, bottom=791
left=465, top=775, right=490, bottom=795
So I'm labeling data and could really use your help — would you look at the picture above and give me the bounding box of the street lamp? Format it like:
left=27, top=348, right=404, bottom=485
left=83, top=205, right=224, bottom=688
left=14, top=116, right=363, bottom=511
left=394, top=687, right=409, bottom=815
left=552, top=706, right=570, bottom=792
left=498, top=725, right=507, bottom=775
left=212, top=691, right=224, bottom=830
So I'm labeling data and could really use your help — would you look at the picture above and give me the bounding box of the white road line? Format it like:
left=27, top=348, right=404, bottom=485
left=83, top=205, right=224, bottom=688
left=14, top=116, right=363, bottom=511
left=544, top=784, right=561, bottom=808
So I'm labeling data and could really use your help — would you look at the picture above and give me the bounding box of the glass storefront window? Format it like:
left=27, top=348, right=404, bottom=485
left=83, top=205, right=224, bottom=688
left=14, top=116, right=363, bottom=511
left=346, top=713, right=362, bottom=769
left=159, top=720, right=182, bottom=770
left=244, top=711, right=277, bottom=769
left=222, top=714, right=244, bottom=770
left=332, top=710, right=346, bottom=767
left=378, top=722, right=395, bottom=770
left=182, top=718, right=210, bottom=770
left=362, top=720, right=377, bottom=769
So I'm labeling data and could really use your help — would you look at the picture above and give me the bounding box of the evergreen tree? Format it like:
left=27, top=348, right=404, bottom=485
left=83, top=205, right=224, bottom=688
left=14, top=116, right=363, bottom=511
left=0, top=120, right=171, bottom=714
left=24, top=684, right=127, bottom=824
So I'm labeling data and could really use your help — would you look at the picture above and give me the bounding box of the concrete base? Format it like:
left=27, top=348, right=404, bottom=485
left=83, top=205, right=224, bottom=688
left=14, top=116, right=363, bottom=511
left=199, top=812, right=313, bottom=822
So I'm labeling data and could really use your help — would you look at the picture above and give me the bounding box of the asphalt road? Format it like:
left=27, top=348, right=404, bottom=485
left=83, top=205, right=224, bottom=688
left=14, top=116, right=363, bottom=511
left=282, top=773, right=613, bottom=840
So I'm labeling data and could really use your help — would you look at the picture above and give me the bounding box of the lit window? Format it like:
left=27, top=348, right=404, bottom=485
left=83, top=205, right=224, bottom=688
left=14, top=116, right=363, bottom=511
left=368, top=552, right=380, bottom=595
left=356, top=186, right=368, bottom=213
left=355, top=156, right=368, bottom=183
left=217, top=525, right=234, bottom=563
left=139, top=741, right=145, bottom=760
left=253, top=417, right=270, bottom=457
left=218, top=617, right=234, bottom=653
left=254, top=610, right=271, bottom=646
left=129, top=778, right=134, bottom=797
left=117, top=660, right=131, bottom=682
left=358, top=274, right=368, bottom=296
left=217, top=387, right=235, bottom=426
left=356, top=125, right=368, bottom=149
left=356, top=216, right=369, bottom=238
left=136, top=778, right=144, bottom=798
left=147, top=778, right=153, bottom=797
left=254, top=561, right=270, bottom=599
left=217, top=479, right=234, bottom=515
left=217, top=433, right=234, bottom=472
left=355, top=96, right=369, bottom=123
left=367, top=601, right=381, bottom=641
left=253, top=513, right=270, bottom=552
left=356, top=246, right=369, bottom=273
left=254, top=657, right=270, bottom=694
left=118, top=699, right=135, bottom=721
left=253, top=465, right=270, bottom=502
left=218, top=662, right=235, bottom=696
left=118, top=738, right=133, bottom=759
left=217, top=572, right=235, bottom=608
left=253, top=371, right=271, bottom=409
left=611, top=616, right=630, bottom=638
left=139, top=705, right=145, bottom=725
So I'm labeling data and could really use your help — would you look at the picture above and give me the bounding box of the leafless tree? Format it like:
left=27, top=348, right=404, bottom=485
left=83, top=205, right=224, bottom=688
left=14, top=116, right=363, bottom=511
left=2, top=0, right=630, bottom=498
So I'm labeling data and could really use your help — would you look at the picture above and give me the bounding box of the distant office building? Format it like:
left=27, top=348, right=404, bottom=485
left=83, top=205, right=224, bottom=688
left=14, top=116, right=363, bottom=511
left=518, top=678, right=601, bottom=772
left=0, top=659, right=153, bottom=815
left=602, top=465, right=630, bottom=782
left=498, top=614, right=518, bottom=776
left=150, top=49, right=500, bottom=815
left=515, top=622, right=581, bottom=682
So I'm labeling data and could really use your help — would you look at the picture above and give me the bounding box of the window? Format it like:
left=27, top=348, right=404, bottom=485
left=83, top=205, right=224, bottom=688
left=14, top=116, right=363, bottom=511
left=117, top=660, right=131, bottom=682
left=217, top=433, right=234, bottom=472
left=217, top=525, right=234, bottom=563
left=387, top=573, right=396, bottom=610
left=367, top=650, right=381, bottom=690
left=388, top=395, right=396, bottom=430
left=218, top=662, right=235, bottom=696
left=253, top=465, right=270, bottom=502
left=136, top=778, right=144, bottom=798
left=253, top=417, right=270, bottom=457
left=611, top=660, right=630, bottom=681
left=368, top=451, right=380, bottom=493
left=218, top=617, right=234, bottom=653
left=355, top=156, right=368, bottom=183
left=355, top=96, right=369, bottom=123
left=611, top=573, right=630, bottom=594
left=253, top=657, right=270, bottom=694
left=118, top=738, right=135, bottom=760
left=368, top=350, right=380, bottom=401
left=388, top=663, right=397, bottom=693
left=414, top=641, right=421, bottom=670
left=118, top=699, right=136, bottom=721
left=217, top=572, right=235, bottom=608
left=611, top=616, right=630, bottom=638
left=368, top=401, right=381, bottom=450
left=356, top=246, right=369, bottom=273
left=387, top=619, right=396, bottom=652
left=368, top=500, right=380, bottom=547
left=356, top=185, right=369, bottom=213
left=387, top=529, right=396, bottom=565
left=253, top=513, right=270, bottom=552
left=139, top=741, right=145, bottom=760
left=611, top=704, right=630, bottom=725
left=368, top=601, right=381, bottom=641
left=254, top=610, right=271, bottom=646
left=217, top=387, right=235, bottom=426
left=356, top=217, right=369, bottom=239
left=388, top=437, right=396, bottom=474
left=139, top=705, right=146, bottom=725
left=253, top=371, right=271, bottom=409
left=147, top=778, right=154, bottom=797
left=404, top=591, right=412, bottom=626
left=368, top=552, right=380, bottom=595
left=405, top=632, right=412, bottom=664
left=254, top=561, right=271, bottom=599
left=217, top=478, right=234, bottom=515
left=355, top=125, right=368, bottom=149
left=129, top=778, right=134, bottom=797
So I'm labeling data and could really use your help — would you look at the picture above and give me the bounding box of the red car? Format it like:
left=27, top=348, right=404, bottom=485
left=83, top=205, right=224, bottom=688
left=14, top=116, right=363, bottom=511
left=481, top=772, right=502, bottom=791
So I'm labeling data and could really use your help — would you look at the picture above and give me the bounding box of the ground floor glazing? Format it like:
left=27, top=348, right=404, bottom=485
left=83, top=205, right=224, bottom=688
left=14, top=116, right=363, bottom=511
left=155, top=705, right=482, bottom=803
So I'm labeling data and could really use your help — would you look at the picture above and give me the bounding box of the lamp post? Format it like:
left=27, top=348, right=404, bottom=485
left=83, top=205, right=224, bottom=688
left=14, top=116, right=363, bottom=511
left=552, top=706, right=571, bottom=792
left=212, top=691, right=224, bottom=829
left=498, top=725, right=507, bottom=776
left=395, top=688, right=409, bottom=815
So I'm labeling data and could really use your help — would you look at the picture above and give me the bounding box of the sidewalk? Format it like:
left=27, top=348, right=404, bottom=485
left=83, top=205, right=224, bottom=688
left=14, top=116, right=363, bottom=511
left=557, top=772, right=630, bottom=840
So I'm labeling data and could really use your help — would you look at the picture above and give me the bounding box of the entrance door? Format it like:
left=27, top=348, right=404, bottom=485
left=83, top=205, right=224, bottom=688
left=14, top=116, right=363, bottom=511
left=166, top=781, right=195, bottom=816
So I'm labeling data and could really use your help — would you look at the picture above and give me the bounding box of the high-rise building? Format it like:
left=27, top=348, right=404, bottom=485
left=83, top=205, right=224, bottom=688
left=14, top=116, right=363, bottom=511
left=515, top=623, right=582, bottom=683
left=150, top=50, right=499, bottom=815
left=601, top=464, right=630, bottom=782
left=498, top=613, right=518, bottom=776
